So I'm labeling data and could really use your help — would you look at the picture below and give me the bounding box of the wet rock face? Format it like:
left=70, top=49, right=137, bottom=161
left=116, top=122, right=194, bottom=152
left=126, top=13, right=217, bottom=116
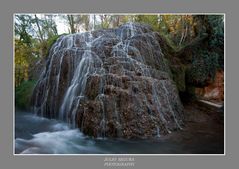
left=32, top=23, right=184, bottom=139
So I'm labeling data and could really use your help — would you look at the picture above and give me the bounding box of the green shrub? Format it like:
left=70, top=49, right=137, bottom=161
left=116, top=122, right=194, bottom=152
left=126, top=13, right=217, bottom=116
left=187, top=50, right=219, bottom=86
left=15, top=80, right=36, bottom=110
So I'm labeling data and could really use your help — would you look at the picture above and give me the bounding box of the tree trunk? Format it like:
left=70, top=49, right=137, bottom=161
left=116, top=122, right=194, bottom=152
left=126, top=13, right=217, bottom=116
left=34, top=15, right=44, bottom=43
left=67, top=15, right=76, bottom=34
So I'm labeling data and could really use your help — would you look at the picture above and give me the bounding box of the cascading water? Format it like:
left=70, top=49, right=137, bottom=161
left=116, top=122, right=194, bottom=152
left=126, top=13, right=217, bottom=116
left=32, top=22, right=184, bottom=139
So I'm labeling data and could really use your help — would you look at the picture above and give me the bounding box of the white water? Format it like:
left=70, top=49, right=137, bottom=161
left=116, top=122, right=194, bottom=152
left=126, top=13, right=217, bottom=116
left=15, top=112, right=189, bottom=154
left=15, top=112, right=105, bottom=154
left=156, top=126, right=161, bottom=138
left=59, top=32, right=105, bottom=130
left=161, top=80, right=182, bottom=130
left=15, top=111, right=223, bottom=154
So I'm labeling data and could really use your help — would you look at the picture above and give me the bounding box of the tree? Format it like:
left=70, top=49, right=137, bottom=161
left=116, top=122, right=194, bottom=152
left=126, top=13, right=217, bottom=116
left=99, top=14, right=112, bottom=29
left=34, top=14, right=44, bottom=43
left=67, top=15, right=77, bottom=33
left=81, top=15, right=90, bottom=31
left=15, top=40, right=32, bottom=86
left=63, top=14, right=85, bottom=33
left=31, top=14, right=59, bottom=58
left=42, top=14, right=58, bottom=38
left=135, top=15, right=159, bottom=30
left=14, top=14, right=33, bottom=46
left=111, top=15, right=120, bottom=27
left=15, top=14, right=60, bottom=87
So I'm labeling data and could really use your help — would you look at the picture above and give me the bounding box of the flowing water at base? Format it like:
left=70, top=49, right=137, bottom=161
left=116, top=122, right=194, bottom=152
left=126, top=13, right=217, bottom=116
left=15, top=112, right=223, bottom=154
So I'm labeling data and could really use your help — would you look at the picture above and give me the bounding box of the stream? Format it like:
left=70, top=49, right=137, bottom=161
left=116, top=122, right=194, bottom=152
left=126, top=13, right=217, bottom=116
left=15, top=111, right=223, bottom=154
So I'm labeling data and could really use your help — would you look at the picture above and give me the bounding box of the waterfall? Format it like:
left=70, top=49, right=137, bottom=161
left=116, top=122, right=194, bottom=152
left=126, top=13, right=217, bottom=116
left=32, top=23, right=184, bottom=138
left=59, top=32, right=105, bottom=126
left=59, top=51, right=93, bottom=120
left=156, top=126, right=160, bottom=138
left=161, top=80, right=182, bottom=130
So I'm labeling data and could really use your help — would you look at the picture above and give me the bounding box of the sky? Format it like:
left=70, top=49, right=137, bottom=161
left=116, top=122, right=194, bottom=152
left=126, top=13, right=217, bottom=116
left=54, top=14, right=97, bottom=34
left=55, top=15, right=69, bottom=34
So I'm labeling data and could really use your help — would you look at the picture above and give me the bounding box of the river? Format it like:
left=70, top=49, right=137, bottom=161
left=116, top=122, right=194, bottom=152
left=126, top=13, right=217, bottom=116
left=15, top=110, right=223, bottom=154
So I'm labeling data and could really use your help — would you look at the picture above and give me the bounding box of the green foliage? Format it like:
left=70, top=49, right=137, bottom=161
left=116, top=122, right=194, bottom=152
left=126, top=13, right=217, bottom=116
left=47, top=34, right=61, bottom=48
left=208, top=15, right=224, bottom=69
left=15, top=14, right=61, bottom=88
left=15, top=80, right=36, bottom=110
left=159, top=33, right=181, bottom=51
left=160, top=15, right=224, bottom=90
left=187, top=51, right=219, bottom=86
left=15, top=39, right=34, bottom=86
left=135, top=15, right=159, bottom=31
left=45, top=34, right=66, bottom=58
left=15, top=14, right=34, bottom=46
left=208, top=15, right=224, bottom=48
